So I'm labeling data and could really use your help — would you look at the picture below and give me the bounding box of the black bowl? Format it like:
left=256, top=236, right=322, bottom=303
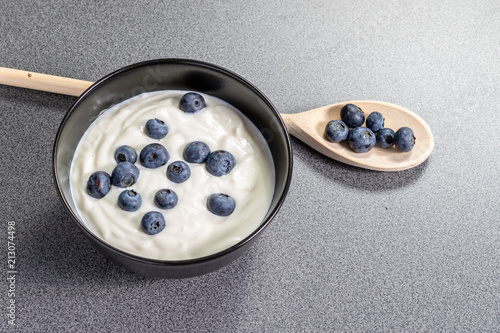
left=53, top=59, right=292, bottom=278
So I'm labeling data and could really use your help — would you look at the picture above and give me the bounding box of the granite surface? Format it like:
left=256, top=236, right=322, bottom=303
left=1, top=0, right=499, bottom=332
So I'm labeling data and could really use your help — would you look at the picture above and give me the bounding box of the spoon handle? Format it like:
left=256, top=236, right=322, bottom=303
left=279, top=113, right=298, bottom=134
left=281, top=108, right=357, bottom=167
left=0, top=67, right=92, bottom=96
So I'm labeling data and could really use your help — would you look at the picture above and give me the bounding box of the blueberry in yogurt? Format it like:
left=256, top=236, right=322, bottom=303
left=206, top=150, right=236, bottom=176
left=139, top=143, right=169, bottom=169
left=118, top=190, right=142, bottom=212
left=86, top=171, right=111, bottom=199
left=111, top=162, right=140, bottom=188
left=166, top=161, right=191, bottom=183
left=207, top=193, right=236, bottom=216
left=141, top=211, right=166, bottom=235
left=340, top=103, right=365, bottom=128
left=348, top=127, right=376, bottom=153
left=376, top=128, right=395, bottom=149
left=114, top=145, right=137, bottom=164
left=183, top=141, right=210, bottom=163
left=394, top=127, right=416, bottom=152
left=145, top=118, right=168, bottom=139
left=154, top=189, right=178, bottom=209
left=366, top=111, right=384, bottom=132
left=179, top=92, right=206, bottom=113
left=325, top=120, right=349, bottom=143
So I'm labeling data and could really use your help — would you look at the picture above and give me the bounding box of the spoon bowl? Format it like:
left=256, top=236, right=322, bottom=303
left=281, top=101, right=434, bottom=171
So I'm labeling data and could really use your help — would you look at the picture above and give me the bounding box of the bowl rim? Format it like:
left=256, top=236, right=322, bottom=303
left=52, top=58, right=293, bottom=266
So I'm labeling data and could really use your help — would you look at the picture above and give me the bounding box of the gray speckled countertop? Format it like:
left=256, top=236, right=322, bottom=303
left=1, top=1, right=499, bottom=332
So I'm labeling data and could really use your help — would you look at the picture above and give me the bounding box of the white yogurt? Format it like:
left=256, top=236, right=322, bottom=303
left=69, top=91, right=275, bottom=260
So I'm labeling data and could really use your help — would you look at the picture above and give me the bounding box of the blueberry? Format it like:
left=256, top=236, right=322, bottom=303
left=376, top=128, right=395, bottom=149
left=179, top=92, right=206, bottom=113
left=340, top=103, right=365, bottom=128
left=145, top=118, right=168, bottom=139
left=86, top=171, right=111, bottom=199
left=183, top=141, right=211, bottom=163
left=114, top=145, right=137, bottom=164
left=325, top=120, right=349, bottom=143
left=141, top=211, right=165, bottom=235
left=205, top=150, right=236, bottom=176
left=154, top=189, right=178, bottom=209
left=394, top=127, right=416, bottom=152
left=366, top=111, right=385, bottom=132
left=139, top=143, right=169, bottom=169
left=207, top=193, right=236, bottom=216
left=118, top=190, right=142, bottom=212
left=348, top=127, right=376, bottom=153
left=166, top=161, right=191, bottom=183
left=111, top=162, right=140, bottom=188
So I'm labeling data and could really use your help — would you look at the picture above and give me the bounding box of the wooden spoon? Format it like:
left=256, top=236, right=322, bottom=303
left=0, top=67, right=434, bottom=171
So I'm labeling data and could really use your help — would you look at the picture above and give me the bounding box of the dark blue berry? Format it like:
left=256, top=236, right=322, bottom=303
left=340, top=104, right=365, bottom=128
left=145, top=118, right=168, bottom=139
left=139, top=143, right=169, bottom=169
left=207, top=193, right=236, bottom=216
left=179, top=92, right=206, bottom=113
left=325, top=120, right=349, bottom=143
left=86, top=171, right=111, bottom=199
left=348, top=127, right=376, bottom=153
left=111, top=162, right=140, bottom=188
left=114, top=145, right=137, bottom=164
left=376, top=128, right=395, bottom=149
left=366, top=112, right=385, bottom=132
left=166, top=161, right=191, bottom=183
left=183, top=141, right=210, bottom=163
left=141, top=211, right=165, bottom=235
left=118, top=190, right=142, bottom=212
left=154, top=189, right=178, bottom=209
left=394, top=127, right=416, bottom=152
left=205, top=150, right=236, bottom=176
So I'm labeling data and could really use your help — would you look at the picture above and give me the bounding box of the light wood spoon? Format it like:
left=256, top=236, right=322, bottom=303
left=0, top=67, right=434, bottom=171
